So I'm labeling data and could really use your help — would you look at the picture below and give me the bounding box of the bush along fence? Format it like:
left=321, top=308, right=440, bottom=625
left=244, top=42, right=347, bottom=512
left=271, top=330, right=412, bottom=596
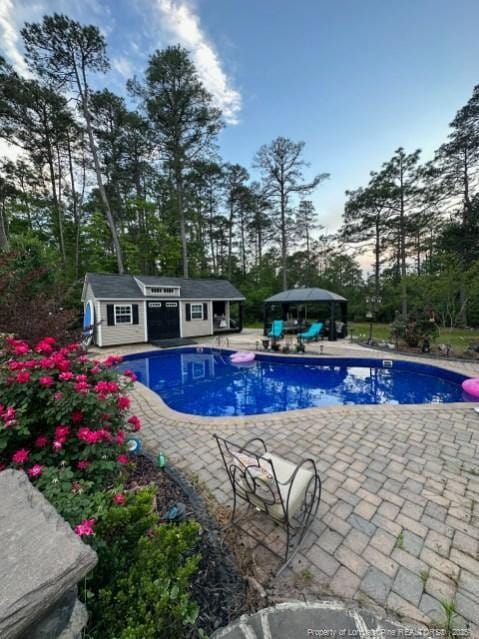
left=0, top=335, right=203, bottom=639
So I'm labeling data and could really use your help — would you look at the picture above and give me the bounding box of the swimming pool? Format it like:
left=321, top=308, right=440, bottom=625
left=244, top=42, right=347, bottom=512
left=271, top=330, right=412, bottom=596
left=119, top=348, right=471, bottom=417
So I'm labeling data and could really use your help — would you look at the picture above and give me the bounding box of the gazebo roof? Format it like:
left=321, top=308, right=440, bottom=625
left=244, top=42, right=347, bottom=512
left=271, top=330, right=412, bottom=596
left=265, top=287, right=347, bottom=303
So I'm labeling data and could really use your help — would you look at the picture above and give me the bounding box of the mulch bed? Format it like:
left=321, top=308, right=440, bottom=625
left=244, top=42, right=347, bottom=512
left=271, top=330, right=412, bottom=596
left=125, top=454, right=247, bottom=637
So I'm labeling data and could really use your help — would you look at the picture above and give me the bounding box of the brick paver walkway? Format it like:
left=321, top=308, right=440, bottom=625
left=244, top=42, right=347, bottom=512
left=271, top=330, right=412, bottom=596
left=121, top=337, right=479, bottom=634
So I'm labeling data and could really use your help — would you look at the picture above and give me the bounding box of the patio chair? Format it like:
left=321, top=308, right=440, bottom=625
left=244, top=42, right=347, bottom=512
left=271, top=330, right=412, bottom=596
left=268, top=320, right=284, bottom=340
left=214, top=434, right=321, bottom=576
left=298, top=321, right=324, bottom=342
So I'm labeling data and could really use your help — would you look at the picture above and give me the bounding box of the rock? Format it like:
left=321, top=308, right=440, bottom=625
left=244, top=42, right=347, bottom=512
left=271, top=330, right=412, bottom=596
left=0, top=470, right=97, bottom=639
left=25, top=589, right=88, bottom=639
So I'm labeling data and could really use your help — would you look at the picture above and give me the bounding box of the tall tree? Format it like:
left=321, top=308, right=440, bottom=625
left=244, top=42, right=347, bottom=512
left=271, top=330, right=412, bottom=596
left=131, top=46, right=222, bottom=277
left=341, top=171, right=390, bottom=300
left=254, top=137, right=328, bottom=290
left=295, top=199, right=323, bottom=285
left=381, top=147, right=422, bottom=315
left=21, top=13, right=125, bottom=273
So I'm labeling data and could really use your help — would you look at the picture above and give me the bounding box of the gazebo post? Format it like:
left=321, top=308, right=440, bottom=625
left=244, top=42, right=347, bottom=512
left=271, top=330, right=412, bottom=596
left=329, top=301, right=336, bottom=341
left=263, top=303, right=269, bottom=337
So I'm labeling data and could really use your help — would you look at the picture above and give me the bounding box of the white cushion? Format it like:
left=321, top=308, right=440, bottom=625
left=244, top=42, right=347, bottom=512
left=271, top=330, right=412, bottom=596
left=238, top=451, right=314, bottom=522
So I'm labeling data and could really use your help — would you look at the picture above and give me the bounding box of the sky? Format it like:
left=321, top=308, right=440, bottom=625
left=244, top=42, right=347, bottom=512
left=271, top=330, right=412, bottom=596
left=1, top=0, right=479, bottom=267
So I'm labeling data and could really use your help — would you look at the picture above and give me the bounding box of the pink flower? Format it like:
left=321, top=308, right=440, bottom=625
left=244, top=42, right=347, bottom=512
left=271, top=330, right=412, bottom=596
left=77, top=460, right=91, bottom=470
left=90, top=366, right=101, bottom=375
left=22, top=359, right=37, bottom=369
left=71, top=410, right=84, bottom=423
left=74, top=518, right=96, bottom=537
left=113, top=493, right=126, bottom=505
left=59, top=371, right=74, bottom=381
left=117, top=396, right=130, bottom=410
left=39, top=376, right=54, bottom=387
left=76, top=374, right=88, bottom=383
left=3, top=407, right=16, bottom=423
left=127, top=415, right=142, bottom=432
left=55, top=425, right=70, bottom=440
left=12, top=448, right=29, bottom=465
left=117, top=454, right=129, bottom=465
left=55, top=358, right=71, bottom=372
left=78, top=355, right=88, bottom=363
left=43, top=337, right=56, bottom=345
left=35, top=340, right=54, bottom=355
left=123, top=369, right=137, bottom=381
left=28, top=464, right=43, bottom=478
left=35, top=435, right=48, bottom=448
left=16, top=371, right=30, bottom=384
left=14, top=343, right=30, bottom=355
left=115, top=430, right=125, bottom=445
left=74, top=381, right=89, bottom=394
left=103, top=355, right=123, bottom=367
left=54, top=392, right=63, bottom=402
left=52, top=440, right=63, bottom=452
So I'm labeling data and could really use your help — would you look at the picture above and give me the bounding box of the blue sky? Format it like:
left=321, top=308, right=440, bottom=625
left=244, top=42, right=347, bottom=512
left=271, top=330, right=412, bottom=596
left=2, top=0, right=479, bottom=241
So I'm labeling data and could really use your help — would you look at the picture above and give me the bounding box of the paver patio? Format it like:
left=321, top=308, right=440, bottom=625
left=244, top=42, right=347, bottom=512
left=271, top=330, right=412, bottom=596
left=121, top=336, right=479, bottom=634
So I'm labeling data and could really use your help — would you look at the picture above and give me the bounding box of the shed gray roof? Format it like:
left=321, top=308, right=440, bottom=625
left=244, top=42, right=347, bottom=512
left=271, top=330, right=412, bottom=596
left=265, top=287, right=347, bottom=303
left=85, top=273, right=245, bottom=300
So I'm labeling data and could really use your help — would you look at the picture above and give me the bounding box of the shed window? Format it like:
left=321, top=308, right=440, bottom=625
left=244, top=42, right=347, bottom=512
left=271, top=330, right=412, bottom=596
left=114, top=305, right=132, bottom=324
left=148, top=287, right=176, bottom=295
left=191, top=303, right=204, bottom=320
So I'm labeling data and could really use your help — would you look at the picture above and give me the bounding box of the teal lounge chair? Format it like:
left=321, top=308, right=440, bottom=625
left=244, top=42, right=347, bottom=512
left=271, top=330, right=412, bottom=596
left=298, top=322, right=323, bottom=342
left=268, top=320, right=284, bottom=340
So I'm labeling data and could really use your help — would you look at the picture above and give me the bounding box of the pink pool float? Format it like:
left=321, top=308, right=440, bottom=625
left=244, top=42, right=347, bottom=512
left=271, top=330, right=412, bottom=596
left=462, top=378, right=479, bottom=399
left=229, top=351, right=255, bottom=365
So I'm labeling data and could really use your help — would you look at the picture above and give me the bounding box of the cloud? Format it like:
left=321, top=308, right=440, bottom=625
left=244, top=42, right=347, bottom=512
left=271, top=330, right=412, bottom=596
left=152, top=0, right=241, bottom=124
left=0, top=0, right=29, bottom=75
left=111, top=56, right=133, bottom=80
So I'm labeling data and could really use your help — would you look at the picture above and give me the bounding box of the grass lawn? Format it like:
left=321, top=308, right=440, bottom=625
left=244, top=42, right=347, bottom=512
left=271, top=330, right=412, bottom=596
left=349, top=322, right=479, bottom=350
left=246, top=321, right=479, bottom=351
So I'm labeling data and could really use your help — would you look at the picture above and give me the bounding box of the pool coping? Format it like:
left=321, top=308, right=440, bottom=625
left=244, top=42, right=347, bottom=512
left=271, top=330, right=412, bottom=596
left=125, top=346, right=479, bottom=426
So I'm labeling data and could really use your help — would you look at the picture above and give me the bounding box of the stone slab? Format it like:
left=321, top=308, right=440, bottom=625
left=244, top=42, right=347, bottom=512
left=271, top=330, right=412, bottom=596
left=0, top=470, right=97, bottom=639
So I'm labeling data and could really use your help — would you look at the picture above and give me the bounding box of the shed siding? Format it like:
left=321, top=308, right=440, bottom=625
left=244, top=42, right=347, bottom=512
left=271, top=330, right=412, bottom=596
left=100, top=300, right=146, bottom=347
left=181, top=300, right=212, bottom=337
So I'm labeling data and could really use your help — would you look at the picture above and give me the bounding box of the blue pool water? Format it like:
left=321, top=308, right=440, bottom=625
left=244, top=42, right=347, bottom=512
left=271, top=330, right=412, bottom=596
left=119, top=348, right=469, bottom=417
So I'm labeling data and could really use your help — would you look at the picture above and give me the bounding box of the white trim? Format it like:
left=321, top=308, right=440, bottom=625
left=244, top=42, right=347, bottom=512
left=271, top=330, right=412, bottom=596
left=209, top=301, right=213, bottom=335
left=95, top=296, right=245, bottom=302
left=190, top=303, right=204, bottom=320
left=178, top=300, right=183, bottom=337
left=96, top=301, right=103, bottom=347
left=133, top=277, right=147, bottom=295
left=81, top=277, right=88, bottom=302
left=143, top=300, right=148, bottom=342
left=114, top=304, right=133, bottom=325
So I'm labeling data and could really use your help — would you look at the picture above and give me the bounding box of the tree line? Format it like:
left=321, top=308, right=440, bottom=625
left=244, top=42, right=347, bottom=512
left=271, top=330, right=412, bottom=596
left=1, top=13, right=478, bottom=327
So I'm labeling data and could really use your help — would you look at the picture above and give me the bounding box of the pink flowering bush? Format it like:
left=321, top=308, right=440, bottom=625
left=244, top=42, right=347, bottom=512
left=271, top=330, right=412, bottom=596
left=0, top=335, right=142, bottom=490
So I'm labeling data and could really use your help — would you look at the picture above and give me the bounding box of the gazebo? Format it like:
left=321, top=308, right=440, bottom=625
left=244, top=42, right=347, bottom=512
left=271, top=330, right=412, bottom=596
left=263, top=287, right=348, bottom=341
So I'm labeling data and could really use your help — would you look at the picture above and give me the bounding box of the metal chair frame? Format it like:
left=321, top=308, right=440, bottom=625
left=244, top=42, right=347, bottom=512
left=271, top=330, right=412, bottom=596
left=214, top=434, right=321, bottom=576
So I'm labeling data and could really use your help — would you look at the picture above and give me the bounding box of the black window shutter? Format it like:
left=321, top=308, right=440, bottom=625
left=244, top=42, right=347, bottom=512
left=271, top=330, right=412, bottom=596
left=186, top=303, right=191, bottom=321
left=132, top=304, right=139, bottom=325
left=203, top=303, right=208, bottom=320
left=107, top=304, right=114, bottom=326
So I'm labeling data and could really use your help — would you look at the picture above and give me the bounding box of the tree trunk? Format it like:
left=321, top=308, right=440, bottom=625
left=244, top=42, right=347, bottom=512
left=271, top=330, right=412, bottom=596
left=0, top=200, right=9, bottom=250
left=399, top=163, right=407, bottom=316
left=76, top=63, right=124, bottom=274
left=374, top=215, right=380, bottom=299
left=227, top=198, right=234, bottom=280
left=280, top=177, right=287, bottom=290
left=176, top=171, right=188, bottom=278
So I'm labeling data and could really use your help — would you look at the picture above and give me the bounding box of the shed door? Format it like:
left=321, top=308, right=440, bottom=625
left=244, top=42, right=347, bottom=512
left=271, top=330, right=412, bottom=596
left=147, top=301, right=180, bottom=340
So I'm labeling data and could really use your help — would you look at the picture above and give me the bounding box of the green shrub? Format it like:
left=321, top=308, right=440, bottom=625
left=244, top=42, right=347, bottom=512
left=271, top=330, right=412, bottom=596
left=84, top=487, right=201, bottom=639
left=390, top=312, right=439, bottom=347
